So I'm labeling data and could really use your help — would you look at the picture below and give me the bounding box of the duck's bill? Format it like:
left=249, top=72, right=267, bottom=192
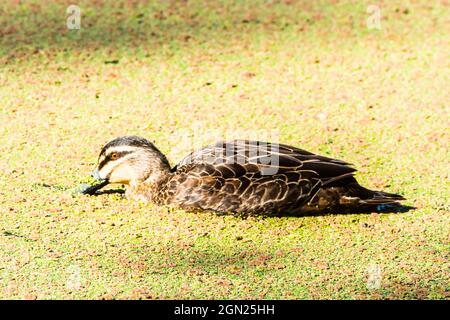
left=80, top=179, right=109, bottom=195
left=74, top=179, right=109, bottom=195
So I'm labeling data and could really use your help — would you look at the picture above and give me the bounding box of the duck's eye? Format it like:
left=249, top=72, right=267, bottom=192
left=110, top=152, right=119, bottom=160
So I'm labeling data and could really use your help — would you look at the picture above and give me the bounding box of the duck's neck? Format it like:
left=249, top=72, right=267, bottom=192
left=142, top=163, right=171, bottom=186
left=126, top=151, right=172, bottom=203
left=126, top=173, right=172, bottom=203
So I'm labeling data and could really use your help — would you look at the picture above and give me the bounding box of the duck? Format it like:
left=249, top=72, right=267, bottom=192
left=83, top=135, right=405, bottom=215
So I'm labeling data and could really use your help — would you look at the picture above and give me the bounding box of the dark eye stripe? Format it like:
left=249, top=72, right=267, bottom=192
left=98, top=151, right=132, bottom=170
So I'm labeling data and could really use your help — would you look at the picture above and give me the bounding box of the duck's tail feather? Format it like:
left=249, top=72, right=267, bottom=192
left=358, top=190, right=406, bottom=204
left=306, top=176, right=406, bottom=212
left=341, top=183, right=406, bottom=205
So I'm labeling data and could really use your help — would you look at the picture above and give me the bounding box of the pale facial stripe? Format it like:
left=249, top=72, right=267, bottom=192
left=98, top=152, right=136, bottom=180
left=98, top=146, right=140, bottom=167
left=97, top=145, right=142, bottom=174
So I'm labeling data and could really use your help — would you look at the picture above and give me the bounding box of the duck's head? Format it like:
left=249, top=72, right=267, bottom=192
left=92, top=136, right=171, bottom=187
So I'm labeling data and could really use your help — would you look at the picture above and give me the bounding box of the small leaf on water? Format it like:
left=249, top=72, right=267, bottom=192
left=104, top=59, right=119, bottom=65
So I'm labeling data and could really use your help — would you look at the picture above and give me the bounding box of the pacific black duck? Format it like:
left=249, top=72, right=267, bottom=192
left=83, top=136, right=405, bottom=215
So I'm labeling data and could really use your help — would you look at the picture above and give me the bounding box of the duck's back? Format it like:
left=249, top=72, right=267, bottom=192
left=157, top=140, right=403, bottom=215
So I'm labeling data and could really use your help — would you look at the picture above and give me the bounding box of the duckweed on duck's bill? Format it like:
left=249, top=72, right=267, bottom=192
left=73, top=175, right=109, bottom=195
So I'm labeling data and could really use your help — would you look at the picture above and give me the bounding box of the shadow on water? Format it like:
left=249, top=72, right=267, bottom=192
left=74, top=189, right=416, bottom=219
left=36, top=182, right=413, bottom=217
left=271, top=203, right=415, bottom=218
left=34, top=182, right=125, bottom=195
left=210, top=202, right=415, bottom=218
left=94, top=188, right=125, bottom=195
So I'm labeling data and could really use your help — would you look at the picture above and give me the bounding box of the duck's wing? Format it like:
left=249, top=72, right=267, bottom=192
left=174, top=140, right=355, bottom=184
left=164, top=161, right=310, bottom=213
left=167, top=140, right=404, bottom=214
